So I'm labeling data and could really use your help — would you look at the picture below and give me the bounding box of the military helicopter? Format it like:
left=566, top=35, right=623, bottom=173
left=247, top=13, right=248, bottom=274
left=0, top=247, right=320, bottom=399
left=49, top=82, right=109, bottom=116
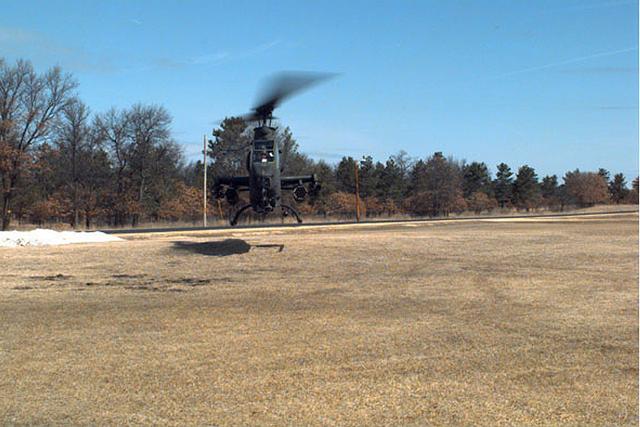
left=213, top=72, right=333, bottom=226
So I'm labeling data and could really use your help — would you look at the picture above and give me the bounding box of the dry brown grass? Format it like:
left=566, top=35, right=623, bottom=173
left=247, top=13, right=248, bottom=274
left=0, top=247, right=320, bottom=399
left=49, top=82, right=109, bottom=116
left=0, top=213, right=637, bottom=425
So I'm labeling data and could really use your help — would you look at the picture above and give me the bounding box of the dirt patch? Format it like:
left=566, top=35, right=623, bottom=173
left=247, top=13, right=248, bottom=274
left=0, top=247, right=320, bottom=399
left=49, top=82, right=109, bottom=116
left=111, top=273, right=146, bottom=279
left=168, top=278, right=211, bottom=286
left=29, top=273, right=72, bottom=281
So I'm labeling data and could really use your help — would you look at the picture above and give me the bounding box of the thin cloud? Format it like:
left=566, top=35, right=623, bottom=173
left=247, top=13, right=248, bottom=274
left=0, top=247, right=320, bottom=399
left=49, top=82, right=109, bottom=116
left=558, top=66, right=639, bottom=74
left=129, top=18, right=142, bottom=26
left=149, top=51, right=229, bottom=69
left=496, top=46, right=638, bottom=78
left=236, top=39, right=282, bottom=59
left=306, top=151, right=351, bottom=160
left=152, top=39, right=282, bottom=70
left=0, top=26, right=118, bottom=73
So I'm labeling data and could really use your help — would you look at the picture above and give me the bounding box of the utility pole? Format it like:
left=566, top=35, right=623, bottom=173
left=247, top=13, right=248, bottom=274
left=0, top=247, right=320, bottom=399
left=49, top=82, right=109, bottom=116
left=354, top=160, right=360, bottom=222
left=203, top=134, right=207, bottom=227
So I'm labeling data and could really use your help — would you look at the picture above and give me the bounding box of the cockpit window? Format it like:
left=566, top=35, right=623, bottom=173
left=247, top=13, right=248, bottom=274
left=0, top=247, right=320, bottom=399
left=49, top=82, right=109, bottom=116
left=253, top=140, right=275, bottom=163
left=254, top=140, right=274, bottom=150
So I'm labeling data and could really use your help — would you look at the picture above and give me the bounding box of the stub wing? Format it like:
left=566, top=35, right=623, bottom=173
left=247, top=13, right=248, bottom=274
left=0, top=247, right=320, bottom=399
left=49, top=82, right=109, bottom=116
left=280, top=174, right=317, bottom=190
left=214, top=176, right=250, bottom=189
left=213, top=176, right=250, bottom=203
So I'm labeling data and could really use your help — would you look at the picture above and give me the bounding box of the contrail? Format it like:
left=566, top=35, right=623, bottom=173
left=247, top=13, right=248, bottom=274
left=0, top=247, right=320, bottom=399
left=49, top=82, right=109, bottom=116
left=497, top=46, right=638, bottom=78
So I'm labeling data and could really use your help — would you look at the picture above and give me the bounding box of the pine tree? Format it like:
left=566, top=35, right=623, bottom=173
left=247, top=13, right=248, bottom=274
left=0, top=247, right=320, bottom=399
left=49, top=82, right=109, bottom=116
left=540, top=175, right=558, bottom=199
left=408, top=152, right=463, bottom=216
left=358, top=155, right=381, bottom=198
left=512, top=165, right=540, bottom=211
left=493, top=163, right=513, bottom=208
left=462, top=161, right=492, bottom=198
left=378, top=156, right=408, bottom=203
left=336, top=156, right=356, bottom=193
left=627, top=177, right=640, bottom=204
left=608, top=173, right=629, bottom=204
left=598, top=168, right=610, bottom=183
left=308, top=160, right=337, bottom=215
left=208, top=117, right=250, bottom=177
left=277, top=126, right=314, bottom=175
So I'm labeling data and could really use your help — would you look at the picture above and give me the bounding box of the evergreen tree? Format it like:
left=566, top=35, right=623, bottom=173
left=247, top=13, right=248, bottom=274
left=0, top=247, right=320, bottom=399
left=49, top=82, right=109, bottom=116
left=608, top=173, right=629, bottom=204
left=493, top=163, right=514, bottom=208
left=540, top=175, right=560, bottom=209
left=358, top=155, right=381, bottom=198
left=598, top=168, right=610, bottom=183
left=627, top=177, right=640, bottom=204
left=512, top=165, right=540, bottom=211
left=277, top=126, right=313, bottom=175
left=208, top=117, right=250, bottom=177
left=308, top=160, right=337, bottom=215
left=540, top=175, right=558, bottom=199
left=408, top=152, right=463, bottom=216
left=409, top=159, right=428, bottom=193
left=378, top=156, right=408, bottom=202
left=462, top=161, right=492, bottom=198
left=336, top=156, right=357, bottom=193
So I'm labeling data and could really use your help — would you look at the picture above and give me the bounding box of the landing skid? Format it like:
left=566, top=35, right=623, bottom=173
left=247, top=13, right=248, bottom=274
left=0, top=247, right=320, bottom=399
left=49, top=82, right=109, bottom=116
left=229, top=204, right=303, bottom=226
left=229, top=204, right=253, bottom=226
left=281, top=204, right=303, bottom=224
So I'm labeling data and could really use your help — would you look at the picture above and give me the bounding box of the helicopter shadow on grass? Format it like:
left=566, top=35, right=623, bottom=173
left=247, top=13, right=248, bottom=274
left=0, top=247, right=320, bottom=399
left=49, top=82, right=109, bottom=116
left=172, top=239, right=284, bottom=257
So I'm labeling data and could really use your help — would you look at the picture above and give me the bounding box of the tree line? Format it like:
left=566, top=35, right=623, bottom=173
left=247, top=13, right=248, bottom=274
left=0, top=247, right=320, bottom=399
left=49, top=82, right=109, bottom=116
left=1, top=58, right=637, bottom=230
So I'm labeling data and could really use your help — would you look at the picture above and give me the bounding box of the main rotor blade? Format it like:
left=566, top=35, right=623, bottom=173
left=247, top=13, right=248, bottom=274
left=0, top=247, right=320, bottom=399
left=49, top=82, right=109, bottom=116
left=252, top=71, right=336, bottom=117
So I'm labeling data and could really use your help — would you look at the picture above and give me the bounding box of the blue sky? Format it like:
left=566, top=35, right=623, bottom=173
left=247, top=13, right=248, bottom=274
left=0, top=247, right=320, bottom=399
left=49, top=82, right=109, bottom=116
left=1, top=0, right=638, bottom=180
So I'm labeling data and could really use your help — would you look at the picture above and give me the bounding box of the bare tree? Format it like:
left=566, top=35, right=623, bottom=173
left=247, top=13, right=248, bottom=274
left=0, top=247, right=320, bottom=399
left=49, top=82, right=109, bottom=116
left=0, top=59, right=76, bottom=230
left=93, top=104, right=174, bottom=226
left=563, top=170, right=609, bottom=207
left=93, top=108, right=132, bottom=226
left=127, top=104, right=172, bottom=226
left=54, top=98, right=90, bottom=228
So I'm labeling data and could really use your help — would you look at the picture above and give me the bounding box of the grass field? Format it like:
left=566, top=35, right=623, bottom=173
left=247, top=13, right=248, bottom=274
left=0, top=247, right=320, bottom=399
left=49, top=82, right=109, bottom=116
left=0, top=213, right=637, bottom=425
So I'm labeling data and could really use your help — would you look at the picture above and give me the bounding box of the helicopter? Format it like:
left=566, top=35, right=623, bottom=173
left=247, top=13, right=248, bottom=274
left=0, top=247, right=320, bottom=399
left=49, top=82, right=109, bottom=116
left=212, top=72, right=333, bottom=226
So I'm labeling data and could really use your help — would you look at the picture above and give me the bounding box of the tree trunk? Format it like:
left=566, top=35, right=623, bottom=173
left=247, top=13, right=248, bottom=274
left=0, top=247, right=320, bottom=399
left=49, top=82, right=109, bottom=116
left=72, top=182, right=79, bottom=228
left=1, top=192, right=11, bottom=231
left=1, top=173, right=18, bottom=231
left=132, top=175, right=145, bottom=227
left=72, top=148, right=78, bottom=229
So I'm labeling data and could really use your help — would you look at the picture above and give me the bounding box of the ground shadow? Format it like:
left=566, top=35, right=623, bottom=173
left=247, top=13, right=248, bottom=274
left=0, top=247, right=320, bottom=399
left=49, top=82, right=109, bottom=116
left=173, top=239, right=252, bottom=257
left=254, top=244, right=285, bottom=252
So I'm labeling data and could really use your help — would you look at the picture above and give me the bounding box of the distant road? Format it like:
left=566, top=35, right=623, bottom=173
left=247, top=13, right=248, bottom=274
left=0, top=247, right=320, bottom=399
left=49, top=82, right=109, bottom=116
left=100, top=209, right=638, bottom=235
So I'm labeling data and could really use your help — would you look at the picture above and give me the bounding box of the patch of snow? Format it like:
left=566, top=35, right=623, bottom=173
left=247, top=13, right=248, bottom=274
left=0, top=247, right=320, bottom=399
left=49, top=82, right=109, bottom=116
left=0, top=229, right=123, bottom=247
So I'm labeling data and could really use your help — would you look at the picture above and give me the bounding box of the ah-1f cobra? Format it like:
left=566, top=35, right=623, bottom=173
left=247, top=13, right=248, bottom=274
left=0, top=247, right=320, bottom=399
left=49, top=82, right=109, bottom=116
left=213, top=72, right=333, bottom=226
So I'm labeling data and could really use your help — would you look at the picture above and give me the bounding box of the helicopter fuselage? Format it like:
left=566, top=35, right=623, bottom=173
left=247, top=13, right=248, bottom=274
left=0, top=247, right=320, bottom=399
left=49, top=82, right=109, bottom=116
left=248, top=126, right=281, bottom=213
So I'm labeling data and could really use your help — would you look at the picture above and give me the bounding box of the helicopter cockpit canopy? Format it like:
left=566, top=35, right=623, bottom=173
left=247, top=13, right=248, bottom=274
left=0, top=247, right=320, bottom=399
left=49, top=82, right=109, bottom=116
left=253, top=140, right=275, bottom=163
